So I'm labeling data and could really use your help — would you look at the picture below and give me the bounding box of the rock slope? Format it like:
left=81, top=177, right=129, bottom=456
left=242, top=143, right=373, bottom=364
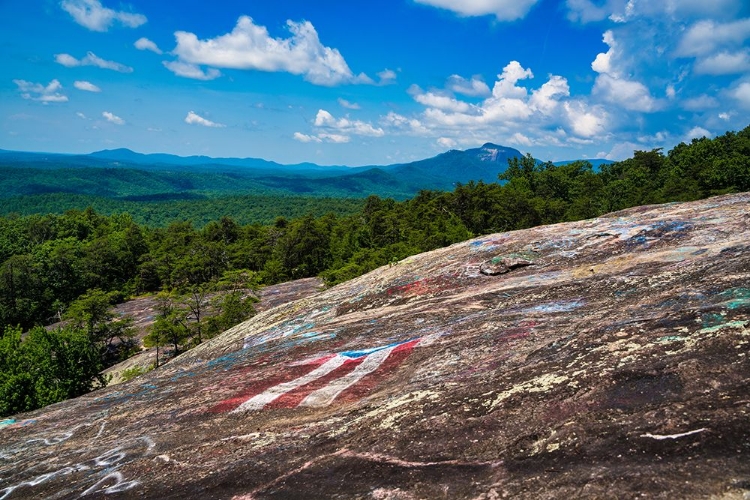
left=1, top=193, right=749, bottom=499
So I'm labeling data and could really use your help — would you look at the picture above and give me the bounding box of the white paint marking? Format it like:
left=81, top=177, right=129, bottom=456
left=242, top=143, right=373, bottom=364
left=94, top=421, right=106, bottom=439
left=640, top=428, right=707, bottom=440
left=299, top=346, right=395, bottom=408
left=80, top=471, right=139, bottom=496
left=233, top=355, right=348, bottom=412
left=465, top=263, right=481, bottom=278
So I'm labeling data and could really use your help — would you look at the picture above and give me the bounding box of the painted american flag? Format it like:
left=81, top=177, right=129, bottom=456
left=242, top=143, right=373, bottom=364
left=211, top=338, right=422, bottom=413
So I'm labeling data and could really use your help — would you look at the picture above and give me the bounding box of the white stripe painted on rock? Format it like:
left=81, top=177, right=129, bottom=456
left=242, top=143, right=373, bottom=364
left=233, top=355, right=348, bottom=412
left=299, top=346, right=397, bottom=408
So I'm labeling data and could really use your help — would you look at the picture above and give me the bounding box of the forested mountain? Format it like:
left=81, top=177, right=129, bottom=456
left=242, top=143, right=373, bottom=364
left=386, top=143, right=523, bottom=185
left=0, top=142, right=523, bottom=205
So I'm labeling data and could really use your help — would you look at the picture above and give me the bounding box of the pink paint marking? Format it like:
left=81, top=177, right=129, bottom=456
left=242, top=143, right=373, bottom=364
left=335, top=338, right=420, bottom=404
left=269, top=357, right=363, bottom=409
left=214, top=338, right=422, bottom=413
left=233, top=355, right=350, bottom=412
left=208, top=355, right=334, bottom=413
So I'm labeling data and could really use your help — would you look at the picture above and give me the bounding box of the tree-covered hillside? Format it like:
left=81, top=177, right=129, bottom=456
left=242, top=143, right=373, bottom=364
left=0, top=193, right=365, bottom=227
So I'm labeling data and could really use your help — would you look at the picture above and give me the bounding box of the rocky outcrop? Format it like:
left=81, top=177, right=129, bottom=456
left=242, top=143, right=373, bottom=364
left=1, top=193, right=749, bottom=499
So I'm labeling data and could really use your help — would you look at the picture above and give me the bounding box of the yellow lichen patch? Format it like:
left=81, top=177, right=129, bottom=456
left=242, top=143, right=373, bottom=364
left=220, top=431, right=278, bottom=449
left=325, top=390, right=441, bottom=438
left=379, top=410, right=409, bottom=430
left=487, top=373, right=569, bottom=410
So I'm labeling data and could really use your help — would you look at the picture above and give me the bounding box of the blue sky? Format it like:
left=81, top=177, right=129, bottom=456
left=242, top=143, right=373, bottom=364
left=1, top=0, right=749, bottom=166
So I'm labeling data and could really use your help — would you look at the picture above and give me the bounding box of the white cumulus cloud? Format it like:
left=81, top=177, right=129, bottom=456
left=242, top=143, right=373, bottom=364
left=13, top=79, right=68, bottom=103
left=298, top=109, right=385, bottom=144
left=530, top=75, right=570, bottom=115
left=684, top=126, right=712, bottom=142
left=377, top=69, right=397, bottom=85
left=693, top=50, right=750, bottom=75
left=163, top=61, right=221, bottom=81
left=437, top=137, right=457, bottom=149
left=414, top=0, right=540, bottom=21
left=565, top=0, right=628, bottom=23
left=731, top=81, right=750, bottom=109
left=293, top=132, right=323, bottom=143
left=601, top=141, right=639, bottom=161
left=591, top=30, right=618, bottom=75
left=490, top=61, right=534, bottom=99
left=590, top=31, right=662, bottom=112
left=318, top=133, right=350, bottom=143
left=134, top=37, right=162, bottom=54
left=409, top=85, right=474, bottom=113
left=396, top=60, right=602, bottom=146
left=569, top=0, right=744, bottom=24
left=681, top=95, right=719, bottom=110
left=168, top=16, right=370, bottom=86
left=314, top=109, right=384, bottom=137
left=563, top=100, right=608, bottom=138
left=509, top=132, right=533, bottom=147
left=55, top=51, right=133, bottom=73
left=592, top=74, right=662, bottom=112
left=675, top=18, right=750, bottom=57
left=60, top=0, right=146, bottom=32
left=102, top=111, right=124, bottom=125
left=338, top=98, right=360, bottom=110
left=185, top=111, right=225, bottom=128
left=675, top=18, right=750, bottom=75
left=74, top=80, right=101, bottom=92
left=446, top=75, right=491, bottom=97
left=382, top=112, right=430, bottom=136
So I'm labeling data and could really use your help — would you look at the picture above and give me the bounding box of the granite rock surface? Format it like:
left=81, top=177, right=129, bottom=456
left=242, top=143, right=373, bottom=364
left=1, top=193, right=749, bottom=499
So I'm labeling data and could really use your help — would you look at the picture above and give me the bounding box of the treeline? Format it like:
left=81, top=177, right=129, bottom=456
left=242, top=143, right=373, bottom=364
left=0, top=125, right=748, bottom=416
left=0, top=193, right=366, bottom=227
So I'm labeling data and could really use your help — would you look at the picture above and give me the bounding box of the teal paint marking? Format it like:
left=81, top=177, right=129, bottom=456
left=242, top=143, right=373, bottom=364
left=718, top=288, right=750, bottom=310
left=658, top=336, right=687, bottom=343
left=699, top=320, right=748, bottom=334
left=701, top=313, right=726, bottom=329
left=0, top=419, right=16, bottom=429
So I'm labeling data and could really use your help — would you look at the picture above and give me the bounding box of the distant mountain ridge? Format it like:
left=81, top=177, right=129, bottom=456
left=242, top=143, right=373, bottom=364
left=385, top=143, right=523, bottom=185
left=87, top=148, right=349, bottom=173
left=0, top=144, right=611, bottom=202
